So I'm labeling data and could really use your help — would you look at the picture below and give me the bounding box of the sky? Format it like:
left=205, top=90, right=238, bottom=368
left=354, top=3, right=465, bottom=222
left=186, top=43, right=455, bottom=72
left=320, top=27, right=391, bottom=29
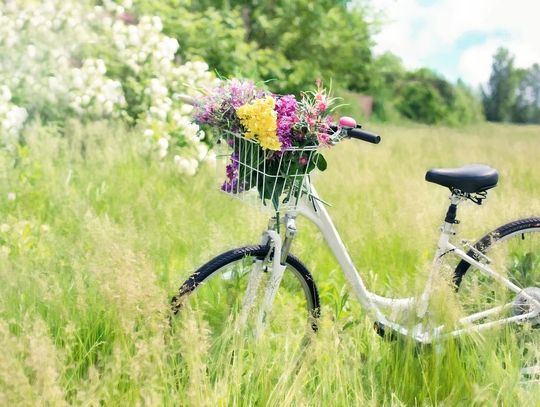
left=371, top=0, right=540, bottom=87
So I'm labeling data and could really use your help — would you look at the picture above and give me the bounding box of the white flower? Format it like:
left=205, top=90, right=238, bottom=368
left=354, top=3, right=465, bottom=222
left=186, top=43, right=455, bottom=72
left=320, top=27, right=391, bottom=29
left=95, top=59, right=107, bottom=75
left=7, top=192, right=16, bottom=201
left=188, top=159, right=198, bottom=176
left=196, top=143, right=208, bottom=161
left=0, top=0, right=216, bottom=173
left=151, top=16, right=163, bottom=32
left=68, top=59, right=125, bottom=118
left=180, top=104, right=193, bottom=115
left=157, top=137, right=168, bottom=158
left=149, top=78, right=168, bottom=97
left=1, top=86, right=12, bottom=102
left=205, top=151, right=217, bottom=166
left=27, top=44, right=37, bottom=58
left=174, top=156, right=197, bottom=176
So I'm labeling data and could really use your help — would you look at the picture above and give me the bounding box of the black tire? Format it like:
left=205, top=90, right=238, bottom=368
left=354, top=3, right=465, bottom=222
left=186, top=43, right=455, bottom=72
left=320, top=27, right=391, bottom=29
left=454, top=217, right=540, bottom=288
left=453, top=217, right=540, bottom=377
left=171, top=245, right=320, bottom=333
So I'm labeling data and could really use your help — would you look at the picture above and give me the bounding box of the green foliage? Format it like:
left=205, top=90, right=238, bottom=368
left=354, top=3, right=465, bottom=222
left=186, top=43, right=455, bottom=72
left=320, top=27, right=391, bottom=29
left=2, top=120, right=540, bottom=404
left=368, top=52, right=406, bottom=121
left=249, top=1, right=373, bottom=93
left=512, top=64, right=540, bottom=124
left=135, top=1, right=258, bottom=77
left=482, top=47, right=540, bottom=124
left=482, top=47, right=519, bottom=122
left=396, top=72, right=448, bottom=124
left=395, top=69, right=482, bottom=125
left=132, top=1, right=487, bottom=126
left=337, top=54, right=482, bottom=126
left=134, top=0, right=373, bottom=94
left=450, top=80, right=485, bottom=124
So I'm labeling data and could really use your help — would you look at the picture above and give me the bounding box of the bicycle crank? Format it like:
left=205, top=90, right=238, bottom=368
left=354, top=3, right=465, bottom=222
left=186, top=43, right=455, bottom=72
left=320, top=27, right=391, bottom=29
left=513, top=287, right=540, bottom=327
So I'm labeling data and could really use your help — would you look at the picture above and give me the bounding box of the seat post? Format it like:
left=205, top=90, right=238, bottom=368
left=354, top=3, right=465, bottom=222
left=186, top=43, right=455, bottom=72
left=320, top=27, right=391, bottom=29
left=417, top=192, right=465, bottom=318
left=439, top=192, right=464, bottom=247
left=444, top=200, right=459, bottom=224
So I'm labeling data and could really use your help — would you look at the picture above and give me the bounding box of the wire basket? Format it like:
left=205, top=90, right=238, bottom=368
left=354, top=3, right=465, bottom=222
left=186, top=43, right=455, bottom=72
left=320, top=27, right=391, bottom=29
left=217, top=131, right=321, bottom=212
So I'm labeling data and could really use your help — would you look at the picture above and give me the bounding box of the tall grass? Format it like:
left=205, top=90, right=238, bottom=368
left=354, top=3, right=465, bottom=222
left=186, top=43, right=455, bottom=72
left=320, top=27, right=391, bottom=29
left=1, top=119, right=539, bottom=405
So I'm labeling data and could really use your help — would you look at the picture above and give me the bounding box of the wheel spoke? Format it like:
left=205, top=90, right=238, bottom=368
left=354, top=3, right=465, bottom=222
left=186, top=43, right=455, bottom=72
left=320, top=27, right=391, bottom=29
left=455, top=221, right=540, bottom=380
left=172, top=247, right=318, bottom=349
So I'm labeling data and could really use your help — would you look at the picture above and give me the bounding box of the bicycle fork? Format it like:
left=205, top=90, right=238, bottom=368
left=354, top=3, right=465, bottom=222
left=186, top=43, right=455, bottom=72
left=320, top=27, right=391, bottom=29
left=237, top=215, right=297, bottom=336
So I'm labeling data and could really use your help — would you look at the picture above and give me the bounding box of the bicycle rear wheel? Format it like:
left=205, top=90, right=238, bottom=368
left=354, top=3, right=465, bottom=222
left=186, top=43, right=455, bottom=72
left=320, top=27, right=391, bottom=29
left=454, top=217, right=540, bottom=382
left=171, top=245, right=320, bottom=340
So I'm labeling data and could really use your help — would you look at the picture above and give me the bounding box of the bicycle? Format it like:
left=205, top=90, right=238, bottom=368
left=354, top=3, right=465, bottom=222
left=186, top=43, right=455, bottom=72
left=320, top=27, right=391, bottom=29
left=171, top=115, right=540, bottom=382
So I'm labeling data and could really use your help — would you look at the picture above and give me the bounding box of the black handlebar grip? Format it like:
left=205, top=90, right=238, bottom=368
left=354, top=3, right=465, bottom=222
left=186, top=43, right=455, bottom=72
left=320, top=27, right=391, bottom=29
left=348, top=128, right=381, bottom=144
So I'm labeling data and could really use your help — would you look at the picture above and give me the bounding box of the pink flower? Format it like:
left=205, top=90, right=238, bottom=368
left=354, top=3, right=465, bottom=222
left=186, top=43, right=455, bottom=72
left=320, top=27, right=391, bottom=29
left=318, top=132, right=330, bottom=145
left=299, top=156, right=308, bottom=166
left=318, top=102, right=327, bottom=112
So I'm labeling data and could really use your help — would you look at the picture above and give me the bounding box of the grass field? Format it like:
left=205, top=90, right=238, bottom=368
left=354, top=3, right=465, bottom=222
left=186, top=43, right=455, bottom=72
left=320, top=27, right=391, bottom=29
left=1, top=120, right=539, bottom=405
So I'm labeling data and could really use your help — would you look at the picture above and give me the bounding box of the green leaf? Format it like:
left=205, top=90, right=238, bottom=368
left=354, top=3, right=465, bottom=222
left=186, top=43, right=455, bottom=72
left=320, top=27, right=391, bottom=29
left=316, top=154, right=327, bottom=171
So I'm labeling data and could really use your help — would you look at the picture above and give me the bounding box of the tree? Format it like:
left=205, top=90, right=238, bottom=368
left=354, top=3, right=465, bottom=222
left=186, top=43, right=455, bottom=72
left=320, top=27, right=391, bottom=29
left=395, top=69, right=451, bottom=124
left=135, top=0, right=374, bottom=94
left=450, top=80, right=484, bottom=125
left=368, top=52, right=405, bottom=120
left=394, top=69, right=482, bottom=125
left=482, top=47, right=519, bottom=122
left=512, top=64, right=540, bottom=124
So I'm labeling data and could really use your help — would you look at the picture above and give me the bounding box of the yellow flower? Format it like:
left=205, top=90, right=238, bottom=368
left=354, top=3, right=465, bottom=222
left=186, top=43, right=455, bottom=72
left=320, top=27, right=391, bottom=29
left=236, top=96, right=280, bottom=151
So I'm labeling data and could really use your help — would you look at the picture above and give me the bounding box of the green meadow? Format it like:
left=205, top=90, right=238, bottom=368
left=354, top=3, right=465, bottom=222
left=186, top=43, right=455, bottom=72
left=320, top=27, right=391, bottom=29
left=1, top=121, right=539, bottom=405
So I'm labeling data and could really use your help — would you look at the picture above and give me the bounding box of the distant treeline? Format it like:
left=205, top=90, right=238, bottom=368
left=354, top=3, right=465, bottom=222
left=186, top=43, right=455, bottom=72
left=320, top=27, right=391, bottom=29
left=135, top=0, right=540, bottom=125
left=134, top=1, right=538, bottom=126
left=482, top=48, right=540, bottom=124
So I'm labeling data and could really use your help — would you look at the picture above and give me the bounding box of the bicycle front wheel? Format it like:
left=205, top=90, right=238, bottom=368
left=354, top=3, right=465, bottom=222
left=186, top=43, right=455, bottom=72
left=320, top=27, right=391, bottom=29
left=171, top=245, right=320, bottom=340
left=454, top=217, right=540, bottom=380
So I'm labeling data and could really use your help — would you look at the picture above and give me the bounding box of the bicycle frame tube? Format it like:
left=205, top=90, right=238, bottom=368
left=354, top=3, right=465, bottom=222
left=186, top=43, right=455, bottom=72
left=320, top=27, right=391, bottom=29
left=244, top=180, right=538, bottom=342
left=287, top=182, right=540, bottom=343
left=295, top=185, right=415, bottom=323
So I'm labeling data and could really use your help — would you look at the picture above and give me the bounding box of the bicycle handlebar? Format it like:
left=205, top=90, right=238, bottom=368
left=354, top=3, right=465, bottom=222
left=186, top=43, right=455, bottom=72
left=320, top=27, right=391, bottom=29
left=177, top=94, right=381, bottom=145
left=329, top=123, right=381, bottom=144
left=346, top=127, right=381, bottom=144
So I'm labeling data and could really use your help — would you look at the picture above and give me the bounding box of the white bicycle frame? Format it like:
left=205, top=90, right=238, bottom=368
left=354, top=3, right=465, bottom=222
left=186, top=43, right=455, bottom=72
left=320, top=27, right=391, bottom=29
left=246, top=181, right=540, bottom=343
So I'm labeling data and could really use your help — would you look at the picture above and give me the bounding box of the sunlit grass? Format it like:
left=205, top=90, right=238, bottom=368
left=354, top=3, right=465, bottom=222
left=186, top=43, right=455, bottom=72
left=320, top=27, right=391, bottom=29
left=0, top=119, right=539, bottom=405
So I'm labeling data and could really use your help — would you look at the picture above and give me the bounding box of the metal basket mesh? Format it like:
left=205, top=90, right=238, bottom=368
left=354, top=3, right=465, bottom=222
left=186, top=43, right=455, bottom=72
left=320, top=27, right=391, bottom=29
left=217, top=132, right=320, bottom=212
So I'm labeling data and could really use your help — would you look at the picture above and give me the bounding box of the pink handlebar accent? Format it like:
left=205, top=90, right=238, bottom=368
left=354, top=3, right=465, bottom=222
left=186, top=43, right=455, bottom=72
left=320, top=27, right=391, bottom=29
left=339, top=116, right=357, bottom=128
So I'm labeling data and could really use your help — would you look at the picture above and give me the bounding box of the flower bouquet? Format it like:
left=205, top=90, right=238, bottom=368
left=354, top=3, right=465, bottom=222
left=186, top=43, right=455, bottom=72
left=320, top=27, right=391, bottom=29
left=194, top=79, right=339, bottom=211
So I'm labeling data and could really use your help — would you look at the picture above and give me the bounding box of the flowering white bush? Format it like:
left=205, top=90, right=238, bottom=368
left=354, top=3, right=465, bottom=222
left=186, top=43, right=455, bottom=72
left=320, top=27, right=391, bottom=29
left=0, top=86, right=28, bottom=149
left=108, top=12, right=217, bottom=174
left=0, top=0, right=96, bottom=114
left=0, top=0, right=217, bottom=175
left=69, top=59, right=126, bottom=119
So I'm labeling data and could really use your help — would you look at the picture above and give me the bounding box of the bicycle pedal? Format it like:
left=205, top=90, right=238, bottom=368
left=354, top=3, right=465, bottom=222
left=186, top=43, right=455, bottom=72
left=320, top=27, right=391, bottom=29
left=520, top=366, right=540, bottom=386
left=373, top=321, right=397, bottom=341
left=521, top=365, right=540, bottom=377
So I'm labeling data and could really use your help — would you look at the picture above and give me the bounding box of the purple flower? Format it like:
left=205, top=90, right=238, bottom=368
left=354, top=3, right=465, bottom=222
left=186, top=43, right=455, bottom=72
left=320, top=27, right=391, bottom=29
left=221, top=152, right=243, bottom=193
left=229, top=79, right=257, bottom=108
left=193, top=79, right=269, bottom=130
left=275, top=95, right=298, bottom=150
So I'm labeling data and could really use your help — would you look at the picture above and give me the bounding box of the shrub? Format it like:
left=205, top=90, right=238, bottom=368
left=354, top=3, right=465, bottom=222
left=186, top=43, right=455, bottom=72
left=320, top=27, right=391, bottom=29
left=0, top=0, right=217, bottom=174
